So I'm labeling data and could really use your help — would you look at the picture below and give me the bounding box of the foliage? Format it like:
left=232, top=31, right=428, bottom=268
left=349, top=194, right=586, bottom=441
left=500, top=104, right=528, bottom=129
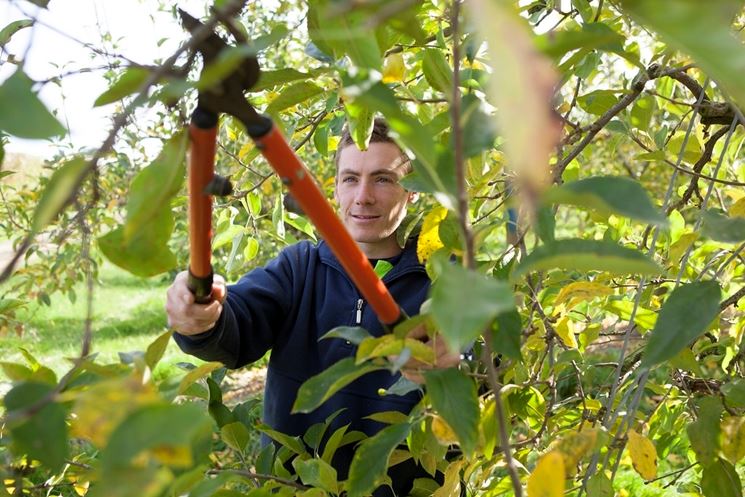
left=2, top=0, right=745, bottom=496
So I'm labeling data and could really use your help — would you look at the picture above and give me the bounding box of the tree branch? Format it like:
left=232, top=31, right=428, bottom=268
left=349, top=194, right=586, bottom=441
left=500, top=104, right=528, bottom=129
left=554, top=64, right=662, bottom=181
left=720, top=285, right=745, bottom=311
left=668, top=125, right=731, bottom=213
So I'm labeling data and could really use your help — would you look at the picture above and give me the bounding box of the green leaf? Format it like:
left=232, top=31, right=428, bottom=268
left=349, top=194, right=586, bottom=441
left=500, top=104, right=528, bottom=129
left=461, top=93, right=496, bottom=157
left=573, top=0, right=594, bottom=23
left=265, top=81, right=324, bottom=116
left=422, top=48, right=453, bottom=94
left=490, top=309, right=523, bottom=361
left=346, top=423, right=411, bottom=497
left=586, top=472, right=614, bottom=497
left=256, top=422, right=308, bottom=455
left=145, top=330, right=172, bottom=370
left=4, top=382, right=68, bottom=472
left=605, top=300, right=657, bottom=330
left=292, top=458, right=338, bottom=494
left=321, top=325, right=373, bottom=345
left=641, top=281, right=721, bottom=368
left=188, top=471, right=239, bottom=497
left=321, top=424, right=349, bottom=464
left=252, top=68, right=318, bottom=92
left=101, top=403, right=212, bottom=468
left=98, top=209, right=178, bottom=277
left=292, top=357, right=383, bottom=413
left=244, top=237, right=260, bottom=261
left=512, top=239, right=662, bottom=279
left=94, top=67, right=149, bottom=107
left=424, top=368, right=479, bottom=456
left=0, top=69, right=66, bottom=139
left=701, top=458, right=742, bottom=497
left=249, top=24, right=290, bottom=54
left=702, top=209, right=745, bottom=243
left=430, top=262, right=516, bottom=353
left=536, top=22, right=626, bottom=59
left=123, top=133, right=187, bottom=241
left=221, top=422, right=250, bottom=452
left=630, top=95, right=656, bottom=131
left=0, top=362, right=33, bottom=381
left=687, top=397, right=723, bottom=466
left=31, top=156, right=87, bottom=233
left=543, top=176, right=667, bottom=227
left=313, top=120, right=330, bottom=156
left=247, top=192, right=262, bottom=217
left=178, top=362, right=224, bottom=395
left=0, top=19, right=33, bottom=48
left=621, top=0, right=745, bottom=108
left=344, top=100, right=374, bottom=150
left=722, top=379, right=745, bottom=409
left=536, top=205, right=556, bottom=244
left=577, top=90, right=621, bottom=115
left=308, top=3, right=381, bottom=70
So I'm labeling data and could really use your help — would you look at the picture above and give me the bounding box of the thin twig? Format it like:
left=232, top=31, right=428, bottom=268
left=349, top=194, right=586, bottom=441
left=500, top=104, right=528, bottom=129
left=207, top=469, right=307, bottom=489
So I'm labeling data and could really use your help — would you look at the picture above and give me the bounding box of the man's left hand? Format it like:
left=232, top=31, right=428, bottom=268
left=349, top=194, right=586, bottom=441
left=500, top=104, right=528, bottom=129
left=395, top=324, right=460, bottom=384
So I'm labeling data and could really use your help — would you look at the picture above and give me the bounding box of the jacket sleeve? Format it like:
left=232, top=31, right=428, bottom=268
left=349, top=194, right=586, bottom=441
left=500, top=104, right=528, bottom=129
left=173, top=244, right=305, bottom=369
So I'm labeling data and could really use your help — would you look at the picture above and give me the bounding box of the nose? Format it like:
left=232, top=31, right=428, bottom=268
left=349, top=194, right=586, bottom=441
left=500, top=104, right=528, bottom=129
left=354, top=179, right=375, bottom=205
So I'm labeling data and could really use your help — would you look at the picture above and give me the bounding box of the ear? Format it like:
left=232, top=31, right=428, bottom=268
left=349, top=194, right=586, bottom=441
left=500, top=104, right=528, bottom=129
left=407, top=191, right=419, bottom=204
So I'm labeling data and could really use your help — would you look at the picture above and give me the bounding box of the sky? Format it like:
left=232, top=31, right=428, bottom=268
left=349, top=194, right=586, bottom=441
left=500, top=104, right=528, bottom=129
left=1, top=0, right=205, bottom=158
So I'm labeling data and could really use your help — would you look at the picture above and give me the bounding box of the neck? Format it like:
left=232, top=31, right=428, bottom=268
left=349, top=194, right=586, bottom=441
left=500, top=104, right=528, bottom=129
left=358, top=237, right=402, bottom=259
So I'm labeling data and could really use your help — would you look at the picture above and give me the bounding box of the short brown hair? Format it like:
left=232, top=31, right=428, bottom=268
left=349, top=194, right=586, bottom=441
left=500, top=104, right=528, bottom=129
left=334, top=117, right=411, bottom=174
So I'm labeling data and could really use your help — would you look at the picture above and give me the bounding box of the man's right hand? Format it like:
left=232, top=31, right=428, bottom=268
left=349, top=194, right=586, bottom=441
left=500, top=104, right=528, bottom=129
left=165, top=271, right=227, bottom=336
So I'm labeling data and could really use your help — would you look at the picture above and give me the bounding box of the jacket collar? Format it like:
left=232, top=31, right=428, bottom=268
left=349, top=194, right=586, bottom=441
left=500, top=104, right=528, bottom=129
left=318, top=236, right=423, bottom=280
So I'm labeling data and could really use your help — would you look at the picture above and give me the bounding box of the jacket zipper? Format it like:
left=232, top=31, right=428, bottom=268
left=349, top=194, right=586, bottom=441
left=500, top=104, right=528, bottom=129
left=355, top=298, right=364, bottom=324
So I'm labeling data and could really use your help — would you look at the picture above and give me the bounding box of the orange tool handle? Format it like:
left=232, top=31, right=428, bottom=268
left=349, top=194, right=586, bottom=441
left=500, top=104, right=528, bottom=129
left=250, top=121, right=403, bottom=326
left=187, top=109, right=218, bottom=303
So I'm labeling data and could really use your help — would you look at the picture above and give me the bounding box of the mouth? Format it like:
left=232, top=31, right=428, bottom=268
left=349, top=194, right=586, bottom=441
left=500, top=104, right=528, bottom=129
left=351, top=214, right=380, bottom=221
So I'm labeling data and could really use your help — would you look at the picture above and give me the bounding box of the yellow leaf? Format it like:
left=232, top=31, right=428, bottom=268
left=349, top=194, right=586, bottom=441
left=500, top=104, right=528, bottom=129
left=721, top=416, right=745, bottom=464
left=70, top=375, right=160, bottom=447
left=150, top=444, right=193, bottom=467
left=433, top=459, right=466, bottom=497
left=669, top=232, right=699, bottom=262
left=238, top=141, right=254, bottom=160
left=553, top=428, right=599, bottom=474
left=527, top=451, right=565, bottom=497
left=432, top=415, right=459, bottom=446
left=262, top=178, right=274, bottom=195
left=730, top=197, right=745, bottom=218
left=554, top=315, right=578, bottom=349
left=417, top=206, right=448, bottom=263
left=554, top=281, right=612, bottom=308
left=178, top=361, right=223, bottom=395
left=382, top=53, right=406, bottom=83
left=73, top=480, right=90, bottom=496
left=627, top=430, right=657, bottom=480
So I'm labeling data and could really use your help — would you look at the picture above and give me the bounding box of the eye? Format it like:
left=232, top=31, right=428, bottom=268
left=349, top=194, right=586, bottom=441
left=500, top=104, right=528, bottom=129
left=376, top=176, right=394, bottom=183
left=341, top=176, right=357, bottom=183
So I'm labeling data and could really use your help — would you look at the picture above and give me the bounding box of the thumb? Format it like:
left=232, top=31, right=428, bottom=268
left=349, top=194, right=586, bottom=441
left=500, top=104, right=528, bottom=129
left=212, top=275, right=227, bottom=303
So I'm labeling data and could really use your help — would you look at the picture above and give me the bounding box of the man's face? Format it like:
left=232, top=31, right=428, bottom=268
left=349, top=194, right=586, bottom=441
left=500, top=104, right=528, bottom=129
left=334, top=141, right=416, bottom=258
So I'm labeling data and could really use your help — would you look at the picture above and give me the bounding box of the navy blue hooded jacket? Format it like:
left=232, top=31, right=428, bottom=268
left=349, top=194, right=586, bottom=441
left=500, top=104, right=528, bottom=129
left=174, top=238, right=431, bottom=491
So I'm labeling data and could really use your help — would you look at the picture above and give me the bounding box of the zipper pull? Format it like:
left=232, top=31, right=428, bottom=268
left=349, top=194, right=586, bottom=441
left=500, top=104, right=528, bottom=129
left=356, top=299, right=364, bottom=324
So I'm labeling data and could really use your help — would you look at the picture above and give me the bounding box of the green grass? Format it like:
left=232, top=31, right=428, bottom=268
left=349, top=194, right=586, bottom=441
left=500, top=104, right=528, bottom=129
left=1, top=263, right=198, bottom=379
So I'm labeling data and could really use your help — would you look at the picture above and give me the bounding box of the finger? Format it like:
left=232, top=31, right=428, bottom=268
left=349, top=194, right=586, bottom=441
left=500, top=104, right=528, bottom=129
left=406, top=323, right=428, bottom=340
left=211, top=275, right=227, bottom=303
left=401, top=369, right=425, bottom=384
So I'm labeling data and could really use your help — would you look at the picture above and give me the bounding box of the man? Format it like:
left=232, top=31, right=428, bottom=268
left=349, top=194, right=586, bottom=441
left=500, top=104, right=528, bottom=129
left=165, top=118, right=458, bottom=495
